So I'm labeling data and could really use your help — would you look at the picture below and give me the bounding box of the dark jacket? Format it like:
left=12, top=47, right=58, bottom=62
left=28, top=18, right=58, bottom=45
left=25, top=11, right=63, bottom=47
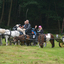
left=34, top=28, right=44, bottom=34
left=24, top=23, right=32, bottom=34
left=37, top=29, right=44, bottom=34
left=24, top=23, right=31, bottom=30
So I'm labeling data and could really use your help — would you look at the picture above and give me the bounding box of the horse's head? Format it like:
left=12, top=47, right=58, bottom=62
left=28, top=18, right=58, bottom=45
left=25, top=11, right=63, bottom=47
left=38, top=34, right=44, bottom=48
left=0, top=29, right=6, bottom=34
left=39, top=42, right=43, bottom=48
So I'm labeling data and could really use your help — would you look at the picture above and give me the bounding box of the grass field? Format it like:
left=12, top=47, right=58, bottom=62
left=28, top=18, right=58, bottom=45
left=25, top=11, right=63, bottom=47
left=0, top=39, right=64, bottom=64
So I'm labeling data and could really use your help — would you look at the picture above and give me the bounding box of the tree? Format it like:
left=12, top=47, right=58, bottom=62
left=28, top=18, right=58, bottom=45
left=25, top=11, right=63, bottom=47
left=0, top=0, right=4, bottom=24
left=0, top=0, right=63, bottom=33
left=7, top=0, right=13, bottom=26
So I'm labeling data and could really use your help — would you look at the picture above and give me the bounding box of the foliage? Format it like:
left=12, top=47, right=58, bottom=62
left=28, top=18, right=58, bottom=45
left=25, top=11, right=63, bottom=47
left=0, top=0, right=64, bottom=33
left=0, top=0, right=2, bottom=8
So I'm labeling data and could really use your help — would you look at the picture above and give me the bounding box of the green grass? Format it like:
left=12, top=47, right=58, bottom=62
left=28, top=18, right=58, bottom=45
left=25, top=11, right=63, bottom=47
left=0, top=39, right=64, bottom=64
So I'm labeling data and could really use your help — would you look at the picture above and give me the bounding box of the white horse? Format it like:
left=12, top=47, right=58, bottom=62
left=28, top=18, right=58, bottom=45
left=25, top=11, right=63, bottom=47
left=0, top=28, right=20, bottom=46
left=4, top=30, right=20, bottom=46
left=0, top=28, right=6, bottom=45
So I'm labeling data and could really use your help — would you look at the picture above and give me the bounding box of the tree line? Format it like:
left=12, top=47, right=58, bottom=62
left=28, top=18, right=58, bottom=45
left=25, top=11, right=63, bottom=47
left=0, top=0, right=64, bottom=33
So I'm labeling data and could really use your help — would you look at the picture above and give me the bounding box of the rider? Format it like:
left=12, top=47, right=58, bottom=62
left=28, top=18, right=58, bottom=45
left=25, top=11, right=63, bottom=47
left=34, top=25, right=45, bottom=41
left=34, top=25, right=44, bottom=34
left=17, top=20, right=32, bottom=35
left=24, top=20, right=32, bottom=34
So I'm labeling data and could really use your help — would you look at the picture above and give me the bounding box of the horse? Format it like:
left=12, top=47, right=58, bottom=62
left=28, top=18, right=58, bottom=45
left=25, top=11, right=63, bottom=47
left=0, top=28, right=20, bottom=46
left=38, top=33, right=54, bottom=48
left=0, top=33, right=3, bottom=45
left=4, top=30, right=20, bottom=46
left=0, top=28, right=6, bottom=45
left=13, top=35, right=31, bottom=46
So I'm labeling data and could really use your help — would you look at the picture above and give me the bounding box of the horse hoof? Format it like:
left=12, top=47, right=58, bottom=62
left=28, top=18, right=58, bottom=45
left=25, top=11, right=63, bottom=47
left=39, top=46, right=40, bottom=48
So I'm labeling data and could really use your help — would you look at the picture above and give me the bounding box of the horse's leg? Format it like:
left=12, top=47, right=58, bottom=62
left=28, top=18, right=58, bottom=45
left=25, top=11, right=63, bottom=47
left=42, top=42, right=44, bottom=48
left=5, top=36, right=9, bottom=46
left=9, top=38, right=12, bottom=45
left=0, top=36, right=2, bottom=46
left=29, top=40, right=31, bottom=46
left=50, top=39, right=54, bottom=48
left=59, top=42, right=61, bottom=47
left=26, top=42, right=29, bottom=46
left=15, top=42, right=17, bottom=45
left=33, top=40, right=36, bottom=46
left=39, top=45, right=40, bottom=48
left=24, top=41, right=26, bottom=45
left=9, top=40, right=12, bottom=45
left=38, top=43, right=41, bottom=48
left=38, top=43, right=39, bottom=46
left=6, top=37, right=8, bottom=46
left=28, top=40, right=31, bottom=46
left=29, top=40, right=32, bottom=46
left=18, top=40, right=20, bottom=45
left=1, top=36, right=2, bottom=45
left=45, top=42, right=47, bottom=47
left=24, top=41, right=27, bottom=45
left=44, top=42, right=47, bottom=47
left=25, top=40, right=29, bottom=46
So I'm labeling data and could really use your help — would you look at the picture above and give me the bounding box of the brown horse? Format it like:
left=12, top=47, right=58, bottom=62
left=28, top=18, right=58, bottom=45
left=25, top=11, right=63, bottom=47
left=38, top=33, right=55, bottom=48
left=13, top=35, right=31, bottom=46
